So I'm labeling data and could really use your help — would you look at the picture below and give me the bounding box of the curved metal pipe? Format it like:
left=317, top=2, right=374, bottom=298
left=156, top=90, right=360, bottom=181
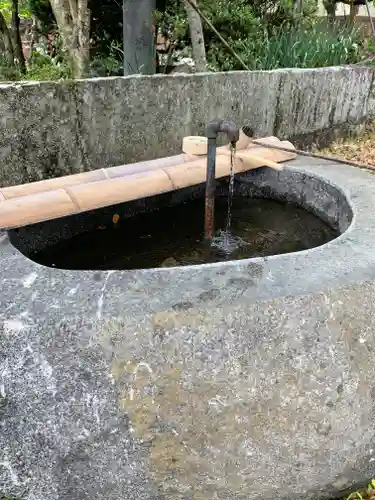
left=204, top=119, right=240, bottom=245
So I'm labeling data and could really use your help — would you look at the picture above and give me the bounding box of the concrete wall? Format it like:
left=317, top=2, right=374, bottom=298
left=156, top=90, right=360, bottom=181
left=0, top=65, right=374, bottom=186
left=317, top=0, right=375, bottom=17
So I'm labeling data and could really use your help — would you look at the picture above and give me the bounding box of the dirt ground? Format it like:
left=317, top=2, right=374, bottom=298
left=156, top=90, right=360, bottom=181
left=319, top=121, right=375, bottom=166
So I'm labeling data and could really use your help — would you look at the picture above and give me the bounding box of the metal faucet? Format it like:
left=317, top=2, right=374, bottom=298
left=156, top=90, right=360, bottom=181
left=204, top=119, right=240, bottom=244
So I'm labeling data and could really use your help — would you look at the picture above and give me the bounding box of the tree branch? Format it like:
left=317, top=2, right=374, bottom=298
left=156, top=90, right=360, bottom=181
left=10, top=0, right=26, bottom=73
left=184, top=0, right=250, bottom=71
left=183, top=0, right=207, bottom=72
left=0, top=10, right=15, bottom=67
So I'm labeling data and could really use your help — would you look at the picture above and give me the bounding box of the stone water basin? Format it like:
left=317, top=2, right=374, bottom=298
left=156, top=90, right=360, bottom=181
left=1, top=157, right=375, bottom=500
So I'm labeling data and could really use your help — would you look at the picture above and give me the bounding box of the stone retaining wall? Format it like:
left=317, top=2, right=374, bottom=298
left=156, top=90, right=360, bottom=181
left=0, top=65, right=374, bottom=186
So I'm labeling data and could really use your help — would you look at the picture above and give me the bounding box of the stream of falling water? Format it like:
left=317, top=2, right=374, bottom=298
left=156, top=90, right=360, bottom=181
left=226, top=142, right=236, bottom=233
left=212, top=143, right=248, bottom=255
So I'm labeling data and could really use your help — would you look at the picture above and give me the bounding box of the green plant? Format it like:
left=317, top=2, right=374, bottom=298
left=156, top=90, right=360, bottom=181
left=0, top=0, right=31, bottom=23
left=154, top=0, right=359, bottom=72
left=90, top=55, right=123, bottom=77
left=28, top=0, right=55, bottom=32
left=346, top=479, right=375, bottom=500
left=348, top=492, right=364, bottom=500
left=0, top=55, right=21, bottom=81
left=89, top=40, right=123, bottom=76
left=207, top=21, right=362, bottom=71
left=25, top=52, right=70, bottom=81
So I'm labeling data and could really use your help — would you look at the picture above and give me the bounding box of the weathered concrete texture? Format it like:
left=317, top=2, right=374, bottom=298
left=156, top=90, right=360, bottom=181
left=2, top=158, right=375, bottom=500
left=0, top=65, right=375, bottom=186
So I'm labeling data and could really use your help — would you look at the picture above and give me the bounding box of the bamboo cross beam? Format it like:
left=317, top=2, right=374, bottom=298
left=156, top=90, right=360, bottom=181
left=0, top=135, right=296, bottom=229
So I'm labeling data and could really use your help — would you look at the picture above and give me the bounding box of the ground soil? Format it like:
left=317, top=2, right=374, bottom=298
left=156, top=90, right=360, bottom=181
left=318, top=121, right=375, bottom=166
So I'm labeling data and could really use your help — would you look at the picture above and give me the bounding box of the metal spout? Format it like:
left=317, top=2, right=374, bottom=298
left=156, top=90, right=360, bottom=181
left=204, top=119, right=240, bottom=245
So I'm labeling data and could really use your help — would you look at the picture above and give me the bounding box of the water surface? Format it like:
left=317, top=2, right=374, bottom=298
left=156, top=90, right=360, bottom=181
left=32, top=196, right=338, bottom=270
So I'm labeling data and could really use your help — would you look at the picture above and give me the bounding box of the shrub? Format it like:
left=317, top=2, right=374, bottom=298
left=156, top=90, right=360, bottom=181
left=155, top=0, right=361, bottom=72
left=25, top=52, right=70, bottom=81
left=207, top=21, right=362, bottom=71
left=0, top=58, right=21, bottom=81
left=90, top=55, right=123, bottom=77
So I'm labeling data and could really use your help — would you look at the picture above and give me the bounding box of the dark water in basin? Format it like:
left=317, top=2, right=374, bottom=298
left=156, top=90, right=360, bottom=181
left=32, top=196, right=338, bottom=270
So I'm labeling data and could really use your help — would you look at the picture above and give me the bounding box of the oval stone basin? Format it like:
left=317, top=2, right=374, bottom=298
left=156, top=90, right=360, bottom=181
left=3, top=160, right=375, bottom=500
left=9, top=167, right=350, bottom=270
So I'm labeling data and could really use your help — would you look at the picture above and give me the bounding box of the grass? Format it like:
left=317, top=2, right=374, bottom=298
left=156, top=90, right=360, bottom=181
left=208, top=21, right=363, bottom=71
left=318, top=122, right=375, bottom=166
left=346, top=479, right=375, bottom=500
left=0, top=52, right=70, bottom=83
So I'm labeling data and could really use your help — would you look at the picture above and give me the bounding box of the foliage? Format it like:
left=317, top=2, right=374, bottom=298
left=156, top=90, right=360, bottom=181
left=0, top=51, right=70, bottom=81
left=90, top=0, right=167, bottom=58
left=155, top=0, right=258, bottom=52
left=154, top=0, right=321, bottom=67
left=207, top=21, right=362, bottom=71
left=26, top=51, right=70, bottom=80
left=90, top=55, right=122, bottom=77
left=155, top=0, right=317, bottom=44
left=0, top=0, right=367, bottom=82
left=89, top=0, right=122, bottom=58
left=88, top=39, right=123, bottom=76
left=0, top=0, right=31, bottom=23
left=28, top=0, right=55, bottom=31
left=201, top=0, right=260, bottom=39
left=258, top=0, right=318, bottom=28
left=346, top=479, right=375, bottom=500
left=0, top=55, right=21, bottom=80
left=153, top=1, right=188, bottom=48
left=153, top=0, right=360, bottom=72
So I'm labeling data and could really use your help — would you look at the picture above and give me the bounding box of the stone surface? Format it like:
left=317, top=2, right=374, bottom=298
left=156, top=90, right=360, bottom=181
left=0, top=66, right=375, bottom=186
left=2, top=158, right=375, bottom=499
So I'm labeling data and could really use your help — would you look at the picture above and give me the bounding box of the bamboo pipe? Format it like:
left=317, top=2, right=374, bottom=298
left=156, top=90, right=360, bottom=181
left=0, top=133, right=294, bottom=202
left=0, top=141, right=247, bottom=201
left=0, top=152, right=280, bottom=230
left=0, top=130, right=251, bottom=201
left=0, top=154, right=196, bottom=201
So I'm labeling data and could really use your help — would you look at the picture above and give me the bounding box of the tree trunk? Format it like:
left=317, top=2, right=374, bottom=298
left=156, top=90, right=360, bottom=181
left=122, top=0, right=156, bottom=75
left=349, top=1, right=358, bottom=24
left=184, top=0, right=207, bottom=73
left=0, top=11, right=15, bottom=67
left=49, top=0, right=90, bottom=78
left=11, top=0, right=26, bottom=73
left=323, top=0, right=336, bottom=22
left=75, top=0, right=90, bottom=76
